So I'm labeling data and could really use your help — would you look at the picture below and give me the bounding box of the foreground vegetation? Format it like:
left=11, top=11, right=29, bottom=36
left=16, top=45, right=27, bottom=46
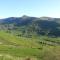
left=0, top=31, right=59, bottom=60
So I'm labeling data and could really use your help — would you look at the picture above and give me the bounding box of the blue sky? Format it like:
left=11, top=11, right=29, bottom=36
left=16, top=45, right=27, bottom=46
left=0, top=0, right=60, bottom=18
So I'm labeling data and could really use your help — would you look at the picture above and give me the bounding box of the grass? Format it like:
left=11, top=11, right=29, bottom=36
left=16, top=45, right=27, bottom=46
left=0, top=30, right=40, bottom=48
left=0, top=30, right=60, bottom=60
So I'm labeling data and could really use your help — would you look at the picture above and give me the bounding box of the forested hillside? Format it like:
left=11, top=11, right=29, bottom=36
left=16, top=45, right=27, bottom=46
left=0, top=16, right=60, bottom=37
left=0, top=16, right=60, bottom=60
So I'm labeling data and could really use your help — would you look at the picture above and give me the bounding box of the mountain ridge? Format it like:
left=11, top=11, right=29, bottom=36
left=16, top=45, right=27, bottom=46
left=0, top=16, right=60, bottom=37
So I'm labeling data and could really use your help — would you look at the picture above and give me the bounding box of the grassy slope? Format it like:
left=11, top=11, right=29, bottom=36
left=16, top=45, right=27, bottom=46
left=0, top=31, right=60, bottom=60
left=0, top=31, right=40, bottom=60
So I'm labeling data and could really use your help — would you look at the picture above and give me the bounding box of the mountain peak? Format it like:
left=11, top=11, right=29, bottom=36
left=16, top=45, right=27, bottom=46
left=22, top=15, right=29, bottom=18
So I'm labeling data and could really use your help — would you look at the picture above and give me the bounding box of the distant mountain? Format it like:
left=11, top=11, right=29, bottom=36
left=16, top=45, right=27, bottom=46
left=0, top=16, right=60, bottom=37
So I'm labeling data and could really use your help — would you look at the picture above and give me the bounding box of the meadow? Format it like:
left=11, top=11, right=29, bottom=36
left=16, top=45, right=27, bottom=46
left=0, top=30, right=60, bottom=60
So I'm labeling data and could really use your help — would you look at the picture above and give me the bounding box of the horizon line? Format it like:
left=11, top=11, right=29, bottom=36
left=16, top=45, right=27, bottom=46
left=0, top=15, right=60, bottom=19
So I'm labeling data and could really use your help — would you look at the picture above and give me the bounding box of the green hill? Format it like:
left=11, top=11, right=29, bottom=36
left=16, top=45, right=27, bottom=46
left=0, top=31, right=59, bottom=60
left=0, top=16, right=60, bottom=60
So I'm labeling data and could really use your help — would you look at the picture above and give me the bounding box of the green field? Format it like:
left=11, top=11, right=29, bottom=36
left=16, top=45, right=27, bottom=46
left=0, top=31, right=60, bottom=60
